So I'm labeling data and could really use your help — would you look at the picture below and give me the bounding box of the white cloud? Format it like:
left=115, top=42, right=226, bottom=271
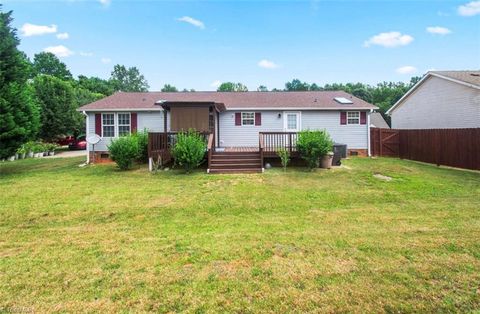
left=426, top=26, right=452, bottom=35
left=79, top=51, right=93, bottom=57
left=364, top=31, right=414, bottom=48
left=56, top=32, right=69, bottom=39
left=20, top=23, right=57, bottom=37
left=101, top=57, right=111, bottom=64
left=177, top=16, right=205, bottom=29
left=43, top=45, right=73, bottom=57
left=210, top=80, right=221, bottom=88
left=396, top=66, right=417, bottom=74
left=99, top=0, right=111, bottom=7
left=458, top=1, right=480, bottom=16
left=258, top=59, right=279, bottom=69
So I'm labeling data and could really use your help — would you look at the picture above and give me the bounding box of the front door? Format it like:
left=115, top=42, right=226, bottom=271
left=284, top=112, right=301, bottom=132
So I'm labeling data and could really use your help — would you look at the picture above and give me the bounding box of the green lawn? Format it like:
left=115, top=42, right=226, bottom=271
left=1, top=157, right=479, bottom=313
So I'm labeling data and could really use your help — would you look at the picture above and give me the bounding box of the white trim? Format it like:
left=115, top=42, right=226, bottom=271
left=117, top=112, right=131, bottom=136
left=78, top=108, right=163, bottom=112
left=228, top=107, right=376, bottom=111
left=346, top=111, right=360, bottom=125
left=283, top=111, right=301, bottom=131
left=83, top=111, right=90, bottom=163
left=387, top=72, right=480, bottom=115
left=101, top=113, right=116, bottom=138
left=367, top=110, right=371, bottom=157
left=241, top=112, right=255, bottom=126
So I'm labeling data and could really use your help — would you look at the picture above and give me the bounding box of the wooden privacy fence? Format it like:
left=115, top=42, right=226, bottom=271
left=371, top=128, right=480, bottom=171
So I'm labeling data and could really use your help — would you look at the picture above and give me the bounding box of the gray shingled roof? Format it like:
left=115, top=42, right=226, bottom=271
left=78, top=91, right=378, bottom=111
left=432, top=70, right=480, bottom=87
left=370, top=112, right=390, bottom=128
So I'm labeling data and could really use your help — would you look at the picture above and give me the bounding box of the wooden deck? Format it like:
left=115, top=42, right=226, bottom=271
left=148, top=131, right=302, bottom=173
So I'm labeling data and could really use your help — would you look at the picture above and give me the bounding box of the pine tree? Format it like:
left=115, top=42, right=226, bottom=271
left=0, top=6, right=40, bottom=159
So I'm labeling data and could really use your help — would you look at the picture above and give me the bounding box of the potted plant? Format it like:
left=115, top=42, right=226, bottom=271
left=47, top=143, right=58, bottom=156
left=33, top=143, right=43, bottom=158
left=16, top=146, right=26, bottom=159
left=25, top=142, right=34, bottom=158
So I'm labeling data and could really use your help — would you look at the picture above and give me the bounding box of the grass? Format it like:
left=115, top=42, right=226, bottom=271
left=1, top=157, right=479, bottom=313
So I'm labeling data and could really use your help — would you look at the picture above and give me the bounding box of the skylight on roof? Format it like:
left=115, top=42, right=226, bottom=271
left=334, top=97, right=353, bottom=104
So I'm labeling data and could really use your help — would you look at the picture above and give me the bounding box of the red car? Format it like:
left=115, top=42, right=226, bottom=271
left=56, top=135, right=75, bottom=146
left=68, top=135, right=87, bottom=150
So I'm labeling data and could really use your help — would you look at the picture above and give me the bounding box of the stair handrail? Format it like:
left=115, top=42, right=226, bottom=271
left=207, top=133, right=214, bottom=173
left=259, top=132, right=264, bottom=172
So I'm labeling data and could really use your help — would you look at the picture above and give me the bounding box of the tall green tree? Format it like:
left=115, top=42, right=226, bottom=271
left=285, top=79, right=310, bottom=91
left=32, top=52, right=72, bottom=80
left=0, top=6, right=40, bottom=158
left=161, top=84, right=178, bottom=92
left=77, top=75, right=114, bottom=96
left=110, top=64, right=149, bottom=92
left=257, top=85, right=268, bottom=92
left=33, top=75, right=77, bottom=141
left=217, top=82, right=248, bottom=92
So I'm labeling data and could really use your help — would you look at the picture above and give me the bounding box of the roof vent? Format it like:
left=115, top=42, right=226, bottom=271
left=334, top=97, right=353, bottom=104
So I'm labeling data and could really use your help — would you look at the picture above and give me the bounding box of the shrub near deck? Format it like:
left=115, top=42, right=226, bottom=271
left=0, top=157, right=479, bottom=312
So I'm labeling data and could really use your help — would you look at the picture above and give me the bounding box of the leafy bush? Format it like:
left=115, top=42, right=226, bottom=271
left=108, top=136, right=139, bottom=170
left=296, top=130, right=333, bottom=170
left=172, top=130, right=206, bottom=173
left=277, top=148, right=290, bottom=172
left=132, top=129, right=148, bottom=162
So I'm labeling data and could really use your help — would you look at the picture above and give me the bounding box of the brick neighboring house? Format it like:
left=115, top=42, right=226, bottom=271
left=78, top=91, right=378, bottom=169
left=387, top=70, right=480, bottom=129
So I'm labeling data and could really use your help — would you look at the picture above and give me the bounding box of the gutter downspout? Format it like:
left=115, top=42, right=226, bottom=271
left=367, top=109, right=372, bottom=157
left=82, top=111, right=90, bottom=164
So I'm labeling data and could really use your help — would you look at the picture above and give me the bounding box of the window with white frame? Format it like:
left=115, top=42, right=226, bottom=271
left=347, top=111, right=360, bottom=125
left=242, top=112, right=255, bottom=126
left=102, top=113, right=115, bottom=137
left=118, top=113, right=131, bottom=136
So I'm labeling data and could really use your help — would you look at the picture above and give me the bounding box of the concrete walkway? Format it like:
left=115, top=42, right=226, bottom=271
left=45, top=150, right=87, bottom=158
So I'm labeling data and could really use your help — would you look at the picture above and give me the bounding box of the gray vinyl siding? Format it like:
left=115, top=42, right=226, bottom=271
left=86, top=111, right=167, bottom=151
left=218, top=111, right=283, bottom=147
left=391, top=76, right=480, bottom=129
left=218, top=110, right=368, bottom=149
left=302, top=111, right=368, bottom=149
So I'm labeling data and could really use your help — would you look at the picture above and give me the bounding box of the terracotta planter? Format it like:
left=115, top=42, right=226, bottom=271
left=320, top=152, right=334, bottom=169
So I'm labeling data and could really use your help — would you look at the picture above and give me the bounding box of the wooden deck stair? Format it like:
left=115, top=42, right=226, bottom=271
left=208, top=151, right=263, bottom=174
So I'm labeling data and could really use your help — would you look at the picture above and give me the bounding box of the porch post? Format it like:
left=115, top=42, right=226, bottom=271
left=163, top=110, right=167, bottom=132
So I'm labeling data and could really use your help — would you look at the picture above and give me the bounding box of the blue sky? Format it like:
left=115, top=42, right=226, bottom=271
left=4, top=0, right=480, bottom=91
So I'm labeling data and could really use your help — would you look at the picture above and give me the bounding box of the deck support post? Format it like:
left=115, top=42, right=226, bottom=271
left=148, top=157, right=153, bottom=172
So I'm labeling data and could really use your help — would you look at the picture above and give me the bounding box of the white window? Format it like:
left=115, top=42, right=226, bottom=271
left=242, top=112, right=255, bottom=126
left=347, top=111, right=360, bottom=125
left=102, top=113, right=115, bottom=137
left=118, top=113, right=131, bottom=136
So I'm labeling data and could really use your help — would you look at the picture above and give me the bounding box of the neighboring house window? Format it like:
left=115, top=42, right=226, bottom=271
left=347, top=111, right=360, bottom=125
left=118, top=113, right=131, bottom=136
left=242, top=112, right=255, bottom=126
left=102, top=113, right=115, bottom=137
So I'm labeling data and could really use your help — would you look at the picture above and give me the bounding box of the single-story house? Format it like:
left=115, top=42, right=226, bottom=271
left=78, top=91, right=377, bottom=172
left=387, top=70, right=480, bottom=129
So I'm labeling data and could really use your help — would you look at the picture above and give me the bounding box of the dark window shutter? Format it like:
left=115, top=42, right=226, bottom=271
left=235, top=112, right=241, bottom=126
left=340, top=112, right=347, bottom=125
left=360, top=112, right=367, bottom=125
left=95, top=113, right=102, bottom=135
left=255, top=112, right=261, bottom=126
left=131, top=113, right=138, bottom=132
